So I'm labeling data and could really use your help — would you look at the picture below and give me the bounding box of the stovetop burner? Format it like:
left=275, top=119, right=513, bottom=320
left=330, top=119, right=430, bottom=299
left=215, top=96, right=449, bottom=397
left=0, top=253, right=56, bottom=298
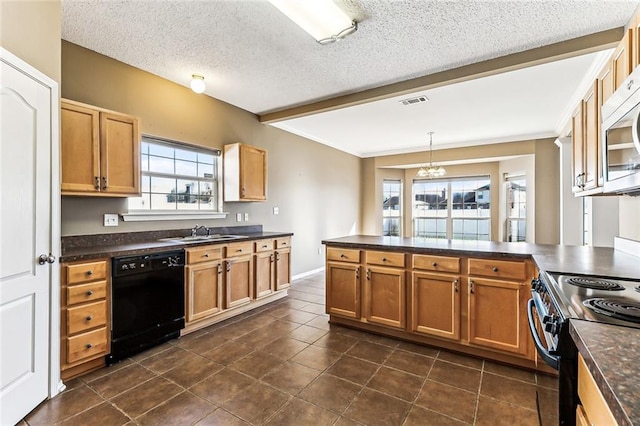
left=565, top=277, right=625, bottom=291
left=582, top=298, right=640, bottom=323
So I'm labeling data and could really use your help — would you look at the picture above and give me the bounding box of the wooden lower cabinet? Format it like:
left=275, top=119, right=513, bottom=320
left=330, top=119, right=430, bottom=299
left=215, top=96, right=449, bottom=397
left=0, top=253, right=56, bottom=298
left=326, top=261, right=361, bottom=319
left=61, top=259, right=110, bottom=379
left=275, top=247, right=291, bottom=290
left=225, top=255, right=253, bottom=308
left=411, top=272, right=460, bottom=341
left=254, top=251, right=275, bottom=299
left=364, top=265, right=405, bottom=329
left=186, top=260, right=223, bottom=322
left=468, top=277, right=527, bottom=355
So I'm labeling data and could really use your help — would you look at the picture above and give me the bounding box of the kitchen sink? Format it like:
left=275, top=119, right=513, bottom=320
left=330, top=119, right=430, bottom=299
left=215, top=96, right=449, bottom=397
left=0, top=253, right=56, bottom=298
left=159, top=234, right=248, bottom=244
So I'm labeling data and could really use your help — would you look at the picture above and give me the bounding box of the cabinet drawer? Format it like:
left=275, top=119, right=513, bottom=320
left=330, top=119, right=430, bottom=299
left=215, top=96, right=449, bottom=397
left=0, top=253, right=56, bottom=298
left=413, top=254, right=460, bottom=273
left=468, top=258, right=526, bottom=280
left=67, top=300, right=107, bottom=335
left=66, top=261, right=107, bottom=284
left=67, top=327, right=108, bottom=364
left=186, top=246, right=222, bottom=264
left=578, top=354, right=617, bottom=425
left=226, top=241, right=253, bottom=258
left=255, top=239, right=274, bottom=253
left=67, top=281, right=107, bottom=305
left=366, top=250, right=405, bottom=268
left=327, top=247, right=360, bottom=263
left=276, top=237, right=291, bottom=249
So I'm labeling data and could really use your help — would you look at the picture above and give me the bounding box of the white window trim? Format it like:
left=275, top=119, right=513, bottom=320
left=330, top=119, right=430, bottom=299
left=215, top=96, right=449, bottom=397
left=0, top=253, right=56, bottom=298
left=125, top=135, right=225, bottom=221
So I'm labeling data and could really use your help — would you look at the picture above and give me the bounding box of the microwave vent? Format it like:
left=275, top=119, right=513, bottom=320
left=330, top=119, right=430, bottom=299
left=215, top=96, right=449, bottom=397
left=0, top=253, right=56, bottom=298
left=400, top=95, right=429, bottom=106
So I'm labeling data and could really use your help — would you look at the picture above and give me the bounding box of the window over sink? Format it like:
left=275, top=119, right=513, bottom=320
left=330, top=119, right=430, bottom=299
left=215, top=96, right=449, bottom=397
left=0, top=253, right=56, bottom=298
left=123, top=136, right=226, bottom=221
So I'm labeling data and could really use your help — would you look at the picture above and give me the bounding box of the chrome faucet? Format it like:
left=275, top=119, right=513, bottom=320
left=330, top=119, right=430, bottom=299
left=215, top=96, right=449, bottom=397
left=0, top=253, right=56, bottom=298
left=191, top=224, right=210, bottom=237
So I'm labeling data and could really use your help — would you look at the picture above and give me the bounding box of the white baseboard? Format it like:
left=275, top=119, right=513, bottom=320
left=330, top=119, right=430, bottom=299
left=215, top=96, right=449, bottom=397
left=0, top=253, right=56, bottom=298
left=292, top=267, right=325, bottom=281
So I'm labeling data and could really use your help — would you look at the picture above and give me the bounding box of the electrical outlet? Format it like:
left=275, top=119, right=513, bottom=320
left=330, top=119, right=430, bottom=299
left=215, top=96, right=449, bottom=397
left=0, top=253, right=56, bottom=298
left=236, top=213, right=242, bottom=222
left=273, top=206, right=279, bottom=215
left=244, top=213, right=249, bottom=221
left=317, top=247, right=321, bottom=255
left=104, top=213, right=118, bottom=227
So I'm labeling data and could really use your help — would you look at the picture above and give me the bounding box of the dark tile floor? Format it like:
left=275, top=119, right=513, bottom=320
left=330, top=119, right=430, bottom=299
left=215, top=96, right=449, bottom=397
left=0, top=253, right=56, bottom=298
left=23, top=271, right=559, bottom=425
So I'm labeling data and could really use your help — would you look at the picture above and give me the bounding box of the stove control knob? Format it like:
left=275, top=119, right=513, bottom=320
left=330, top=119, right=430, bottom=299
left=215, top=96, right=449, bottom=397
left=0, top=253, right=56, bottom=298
left=542, top=314, right=554, bottom=324
left=121, top=264, right=128, bottom=270
left=544, top=320, right=559, bottom=336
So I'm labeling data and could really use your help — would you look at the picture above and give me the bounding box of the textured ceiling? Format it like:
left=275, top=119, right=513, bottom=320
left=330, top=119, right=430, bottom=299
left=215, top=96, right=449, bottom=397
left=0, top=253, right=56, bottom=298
left=62, top=0, right=640, bottom=157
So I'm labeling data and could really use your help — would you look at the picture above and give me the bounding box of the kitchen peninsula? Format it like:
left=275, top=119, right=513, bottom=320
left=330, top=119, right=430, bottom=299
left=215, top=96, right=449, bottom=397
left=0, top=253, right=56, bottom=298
left=322, top=235, right=640, bottom=425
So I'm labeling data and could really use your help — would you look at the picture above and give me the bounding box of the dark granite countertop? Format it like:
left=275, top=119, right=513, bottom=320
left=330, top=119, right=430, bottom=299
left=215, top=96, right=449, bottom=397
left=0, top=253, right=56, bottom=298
left=323, top=234, right=640, bottom=424
left=322, top=235, right=640, bottom=279
left=570, top=320, right=640, bottom=426
left=61, top=227, right=293, bottom=262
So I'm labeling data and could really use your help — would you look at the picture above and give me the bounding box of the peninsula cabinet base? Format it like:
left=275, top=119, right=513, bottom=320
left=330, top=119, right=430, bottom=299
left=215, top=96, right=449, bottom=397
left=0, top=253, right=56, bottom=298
left=329, top=315, right=557, bottom=373
left=182, top=289, right=288, bottom=335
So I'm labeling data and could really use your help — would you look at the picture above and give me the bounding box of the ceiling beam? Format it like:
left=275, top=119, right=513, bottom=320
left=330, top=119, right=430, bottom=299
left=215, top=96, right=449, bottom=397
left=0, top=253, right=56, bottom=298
left=259, top=27, right=623, bottom=124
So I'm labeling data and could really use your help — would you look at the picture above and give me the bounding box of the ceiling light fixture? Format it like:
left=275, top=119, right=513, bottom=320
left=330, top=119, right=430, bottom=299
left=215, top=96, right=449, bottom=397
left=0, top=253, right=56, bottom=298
left=190, top=74, right=206, bottom=94
left=417, top=132, right=446, bottom=178
left=268, top=0, right=357, bottom=45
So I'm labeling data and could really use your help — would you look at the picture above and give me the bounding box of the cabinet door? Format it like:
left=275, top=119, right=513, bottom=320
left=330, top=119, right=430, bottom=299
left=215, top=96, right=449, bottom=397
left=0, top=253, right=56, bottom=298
left=598, top=61, right=614, bottom=107
left=240, top=144, right=267, bottom=200
left=326, top=261, right=360, bottom=319
left=275, top=248, right=291, bottom=290
left=571, top=102, right=585, bottom=193
left=186, top=261, right=223, bottom=323
left=100, top=111, right=140, bottom=194
left=411, top=272, right=460, bottom=341
left=613, top=28, right=633, bottom=92
left=468, top=277, right=526, bottom=355
left=365, top=266, right=405, bottom=330
left=225, top=256, right=252, bottom=309
left=61, top=101, right=100, bottom=193
left=583, top=82, right=599, bottom=191
left=254, top=251, right=274, bottom=299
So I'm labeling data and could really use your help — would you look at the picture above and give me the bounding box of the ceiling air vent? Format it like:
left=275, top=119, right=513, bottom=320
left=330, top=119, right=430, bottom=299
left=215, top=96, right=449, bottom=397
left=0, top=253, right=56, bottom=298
left=400, top=95, right=429, bottom=106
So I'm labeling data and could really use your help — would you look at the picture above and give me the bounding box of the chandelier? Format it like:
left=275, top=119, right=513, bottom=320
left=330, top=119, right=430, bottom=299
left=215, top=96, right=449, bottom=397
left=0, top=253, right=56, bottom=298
left=417, top=132, right=446, bottom=178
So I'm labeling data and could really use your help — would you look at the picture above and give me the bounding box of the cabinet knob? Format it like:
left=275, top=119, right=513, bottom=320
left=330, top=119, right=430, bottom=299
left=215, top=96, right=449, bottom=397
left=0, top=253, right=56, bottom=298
left=204, top=253, right=209, bottom=258
left=86, top=270, right=93, bottom=276
left=85, top=343, right=93, bottom=349
left=86, top=315, right=93, bottom=321
left=432, top=262, right=438, bottom=267
left=381, top=257, right=387, bottom=262
left=492, top=267, right=498, bottom=272
left=86, top=290, right=94, bottom=296
left=262, top=245, right=268, bottom=248
left=340, top=254, right=346, bottom=258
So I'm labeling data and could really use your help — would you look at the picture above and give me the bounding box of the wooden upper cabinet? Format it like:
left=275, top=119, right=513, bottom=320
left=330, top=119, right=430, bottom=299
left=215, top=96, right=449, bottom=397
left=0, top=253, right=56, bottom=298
left=224, top=143, right=267, bottom=202
left=612, top=28, right=633, bottom=92
left=61, top=99, right=140, bottom=196
left=571, top=102, right=585, bottom=193
left=582, top=82, right=599, bottom=191
left=633, top=13, right=640, bottom=70
left=598, top=60, right=614, bottom=107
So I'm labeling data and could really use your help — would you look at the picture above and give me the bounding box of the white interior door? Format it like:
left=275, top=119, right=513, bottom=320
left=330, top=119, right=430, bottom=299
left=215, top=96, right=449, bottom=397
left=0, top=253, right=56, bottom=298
left=0, top=49, right=56, bottom=425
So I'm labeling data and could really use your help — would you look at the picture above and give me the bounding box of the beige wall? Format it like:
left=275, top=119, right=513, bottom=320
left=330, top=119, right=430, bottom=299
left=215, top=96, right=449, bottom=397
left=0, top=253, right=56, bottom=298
left=533, top=139, right=560, bottom=244
left=61, top=41, right=362, bottom=275
left=0, top=1, right=61, bottom=83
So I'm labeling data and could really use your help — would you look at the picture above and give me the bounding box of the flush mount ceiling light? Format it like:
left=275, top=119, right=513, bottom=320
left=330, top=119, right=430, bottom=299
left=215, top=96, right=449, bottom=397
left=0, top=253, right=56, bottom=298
left=417, top=132, right=446, bottom=178
left=268, top=0, right=357, bottom=44
left=190, top=74, right=206, bottom=94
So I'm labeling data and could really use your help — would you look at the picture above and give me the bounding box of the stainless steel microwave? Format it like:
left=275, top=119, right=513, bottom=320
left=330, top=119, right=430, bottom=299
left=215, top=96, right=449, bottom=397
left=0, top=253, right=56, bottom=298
left=601, top=67, right=640, bottom=195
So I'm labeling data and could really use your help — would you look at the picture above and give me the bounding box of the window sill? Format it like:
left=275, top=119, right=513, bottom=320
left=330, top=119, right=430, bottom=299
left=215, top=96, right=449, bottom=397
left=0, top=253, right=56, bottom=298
left=121, top=211, right=229, bottom=222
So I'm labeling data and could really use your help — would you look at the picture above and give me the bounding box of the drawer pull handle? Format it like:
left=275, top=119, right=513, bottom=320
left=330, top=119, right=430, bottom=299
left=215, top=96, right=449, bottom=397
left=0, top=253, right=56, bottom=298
left=94, top=176, right=100, bottom=190
left=470, top=280, right=475, bottom=294
left=85, top=343, right=93, bottom=349
left=454, top=279, right=458, bottom=292
left=492, top=267, right=499, bottom=272
left=432, top=262, right=437, bottom=267
left=366, top=269, right=370, bottom=280
left=86, top=270, right=93, bottom=276
left=86, top=290, right=94, bottom=296
left=86, top=315, right=93, bottom=321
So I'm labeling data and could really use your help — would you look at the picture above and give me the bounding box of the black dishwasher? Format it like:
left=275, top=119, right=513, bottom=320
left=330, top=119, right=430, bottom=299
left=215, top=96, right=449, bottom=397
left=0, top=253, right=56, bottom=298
left=108, top=250, right=185, bottom=364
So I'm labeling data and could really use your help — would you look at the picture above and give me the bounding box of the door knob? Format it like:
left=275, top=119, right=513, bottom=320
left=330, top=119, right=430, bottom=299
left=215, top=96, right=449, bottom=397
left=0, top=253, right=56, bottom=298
left=38, top=254, right=56, bottom=265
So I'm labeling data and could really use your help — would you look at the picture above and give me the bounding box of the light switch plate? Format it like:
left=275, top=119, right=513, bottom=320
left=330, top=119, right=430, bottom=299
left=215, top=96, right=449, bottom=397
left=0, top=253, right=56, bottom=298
left=104, top=213, right=118, bottom=227
left=236, top=213, right=242, bottom=222
left=273, top=207, right=279, bottom=215
left=244, top=213, right=249, bottom=221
